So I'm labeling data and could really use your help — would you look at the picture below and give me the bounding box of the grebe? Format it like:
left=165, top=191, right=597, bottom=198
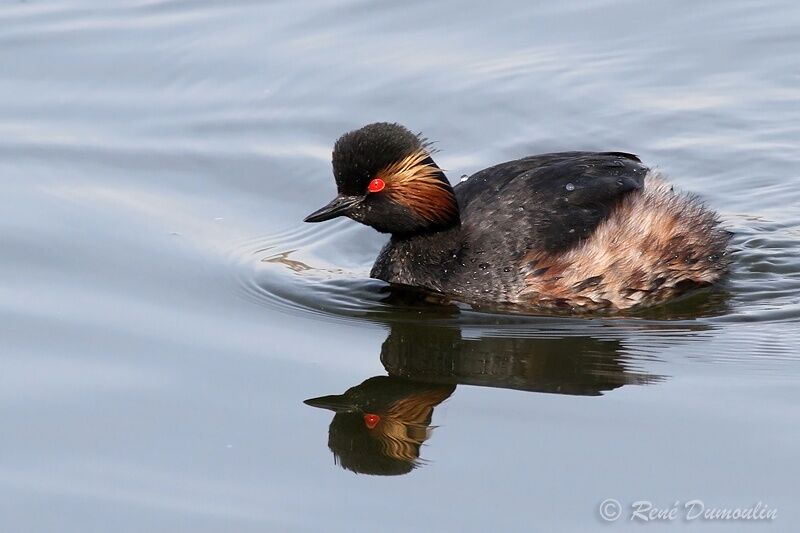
left=305, top=123, right=730, bottom=312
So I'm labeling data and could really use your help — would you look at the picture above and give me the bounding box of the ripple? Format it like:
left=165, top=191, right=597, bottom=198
left=714, top=214, right=800, bottom=323
left=229, top=222, right=454, bottom=327
left=229, top=212, right=800, bottom=333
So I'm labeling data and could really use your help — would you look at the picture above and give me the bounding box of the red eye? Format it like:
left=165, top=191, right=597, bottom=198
left=363, top=413, right=380, bottom=429
left=368, top=178, right=385, bottom=193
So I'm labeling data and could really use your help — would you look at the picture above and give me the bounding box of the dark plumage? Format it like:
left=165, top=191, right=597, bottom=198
left=304, top=123, right=731, bottom=312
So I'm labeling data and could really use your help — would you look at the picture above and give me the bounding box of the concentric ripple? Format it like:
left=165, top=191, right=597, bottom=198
left=229, top=221, right=452, bottom=326
left=229, top=212, right=800, bottom=334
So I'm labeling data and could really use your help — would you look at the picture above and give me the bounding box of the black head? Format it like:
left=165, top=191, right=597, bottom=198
left=304, top=122, right=459, bottom=235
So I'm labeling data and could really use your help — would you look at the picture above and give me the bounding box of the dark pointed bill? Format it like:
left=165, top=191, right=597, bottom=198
left=303, top=394, right=357, bottom=412
left=303, top=195, right=361, bottom=223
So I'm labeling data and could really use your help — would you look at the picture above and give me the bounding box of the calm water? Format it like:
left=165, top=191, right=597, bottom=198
left=2, top=1, right=799, bottom=531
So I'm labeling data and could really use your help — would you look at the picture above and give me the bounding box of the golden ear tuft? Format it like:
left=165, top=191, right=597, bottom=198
left=376, top=149, right=459, bottom=225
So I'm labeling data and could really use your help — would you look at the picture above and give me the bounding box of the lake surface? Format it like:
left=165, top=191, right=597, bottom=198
left=2, top=0, right=799, bottom=531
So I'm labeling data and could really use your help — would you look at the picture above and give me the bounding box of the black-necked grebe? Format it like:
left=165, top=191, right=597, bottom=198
left=304, top=122, right=731, bottom=312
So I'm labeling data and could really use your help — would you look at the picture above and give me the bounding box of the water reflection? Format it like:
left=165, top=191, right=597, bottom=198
left=264, top=225, right=731, bottom=476
left=380, top=322, right=660, bottom=395
left=305, top=377, right=455, bottom=476
left=305, top=321, right=664, bottom=476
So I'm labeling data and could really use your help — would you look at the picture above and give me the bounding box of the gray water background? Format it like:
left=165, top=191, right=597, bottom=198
left=1, top=1, right=799, bottom=531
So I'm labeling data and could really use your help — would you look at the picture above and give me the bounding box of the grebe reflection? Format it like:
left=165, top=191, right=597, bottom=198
left=305, top=322, right=664, bottom=476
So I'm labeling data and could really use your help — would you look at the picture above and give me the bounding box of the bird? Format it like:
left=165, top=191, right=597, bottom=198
left=304, top=122, right=731, bottom=312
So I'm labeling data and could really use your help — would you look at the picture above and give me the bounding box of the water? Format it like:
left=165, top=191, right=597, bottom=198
left=2, top=1, right=799, bottom=531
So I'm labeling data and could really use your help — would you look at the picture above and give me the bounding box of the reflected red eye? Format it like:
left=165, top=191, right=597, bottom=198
left=364, top=413, right=380, bottom=429
left=368, top=178, right=385, bottom=193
